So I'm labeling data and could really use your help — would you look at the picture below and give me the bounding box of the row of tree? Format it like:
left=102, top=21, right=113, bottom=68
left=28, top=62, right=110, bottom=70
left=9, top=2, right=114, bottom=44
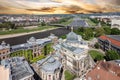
left=74, top=27, right=120, bottom=40
left=0, top=22, right=17, bottom=30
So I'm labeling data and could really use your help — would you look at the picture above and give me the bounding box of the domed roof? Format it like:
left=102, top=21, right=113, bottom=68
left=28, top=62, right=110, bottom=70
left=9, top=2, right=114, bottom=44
left=48, top=57, right=55, bottom=63
left=67, top=31, right=78, bottom=42
left=28, top=37, right=36, bottom=42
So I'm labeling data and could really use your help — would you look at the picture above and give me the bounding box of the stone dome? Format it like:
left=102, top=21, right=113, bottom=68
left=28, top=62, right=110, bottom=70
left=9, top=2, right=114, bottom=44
left=67, top=31, right=78, bottom=42
left=29, top=37, right=36, bottom=42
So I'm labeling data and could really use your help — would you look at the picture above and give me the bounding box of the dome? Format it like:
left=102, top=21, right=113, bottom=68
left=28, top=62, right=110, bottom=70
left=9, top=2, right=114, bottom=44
left=1, top=41, right=6, bottom=46
left=28, top=37, right=36, bottom=42
left=67, top=31, right=78, bottom=42
left=48, top=57, right=55, bottom=63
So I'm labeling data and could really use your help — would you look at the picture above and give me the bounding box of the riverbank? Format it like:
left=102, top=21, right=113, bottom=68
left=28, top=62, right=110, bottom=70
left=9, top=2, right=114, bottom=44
left=0, top=27, right=60, bottom=39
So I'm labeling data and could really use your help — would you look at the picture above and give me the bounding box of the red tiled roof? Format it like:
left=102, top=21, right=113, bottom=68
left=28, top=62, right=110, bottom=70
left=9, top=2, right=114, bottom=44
left=86, top=61, right=120, bottom=80
left=99, top=35, right=120, bottom=47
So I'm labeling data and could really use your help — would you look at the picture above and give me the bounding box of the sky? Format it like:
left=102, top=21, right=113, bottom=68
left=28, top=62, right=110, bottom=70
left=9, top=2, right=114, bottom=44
left=0, top=0, right=120, bottom=14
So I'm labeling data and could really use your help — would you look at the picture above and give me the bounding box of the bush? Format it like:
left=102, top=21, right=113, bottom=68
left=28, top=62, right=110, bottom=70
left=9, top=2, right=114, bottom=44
left=65, top=70, right=76, bottom=80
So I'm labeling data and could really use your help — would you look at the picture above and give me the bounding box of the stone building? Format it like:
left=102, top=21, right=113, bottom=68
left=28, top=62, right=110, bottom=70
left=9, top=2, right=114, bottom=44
left=54, top=31, right=94, bottom=77
left=98, top=35, right=120, bottom=53
left=48, top=33, right=58, bottom=44
left=11, top=37, right=51, bottom=57
left=111, top=18, right=120, bottom=30
left=0, top=65, right=10, bottom=80
left=36, top=55, right=62, bottom=80
left=27, top=37, right=42, bottom=57
left=0, top=57, right=34, bottom=80
left=0, top=41, right=10, bottom=60
left=86, top=60, right=120, bottom=80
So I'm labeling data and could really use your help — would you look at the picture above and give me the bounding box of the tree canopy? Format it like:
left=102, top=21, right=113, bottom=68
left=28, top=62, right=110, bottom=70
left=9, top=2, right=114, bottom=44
left=105, top=50, right=120, bottom=61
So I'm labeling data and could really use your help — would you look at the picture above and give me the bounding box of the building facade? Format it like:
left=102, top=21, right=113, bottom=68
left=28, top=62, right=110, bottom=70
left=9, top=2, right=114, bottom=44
left=98, top=35, right=120, bottom=53
left=0, top=65, right=10, bottom=80
left=36, top=55, right=62, bottom=80
left=111, top=18, right=120, bottom=30
left=54, top=31, right=94, bottom=77
left=0, top=41, right=10, bottom=60
left=10, top=37, right=51, bottom=58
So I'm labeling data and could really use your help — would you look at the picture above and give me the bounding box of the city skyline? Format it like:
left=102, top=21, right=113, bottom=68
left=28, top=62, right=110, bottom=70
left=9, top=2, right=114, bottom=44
left=0, top=0, right=120, bottom=14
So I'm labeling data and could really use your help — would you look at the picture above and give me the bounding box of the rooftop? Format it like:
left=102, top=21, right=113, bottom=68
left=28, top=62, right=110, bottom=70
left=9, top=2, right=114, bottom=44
left=61, top=43, right=84, bottom=54
left=1, top=57, right=34, bottom=80
left=11, top=37, right=51, bottom=50
left=66, top=31, right=79, bottom=42
left=68, top=18, right=89, bottom=27
left=0, top=41, right=10, bottom=50
left=37, top=55, right=62, bottom=73
left=86, top=60, right=120, bottom=80
left=99, top=35, right=120, bottom=47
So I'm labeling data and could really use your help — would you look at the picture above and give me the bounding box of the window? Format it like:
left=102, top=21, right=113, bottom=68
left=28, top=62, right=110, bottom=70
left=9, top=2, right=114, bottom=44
left=56, top=74, right=57, bottom=78
left=3, top=56, right=5, bottom=59
left=3, top=52, right=5, bottom=54
left=49, top=75, right=51, bottom=80
left=96, top=74, right=100, bottom=79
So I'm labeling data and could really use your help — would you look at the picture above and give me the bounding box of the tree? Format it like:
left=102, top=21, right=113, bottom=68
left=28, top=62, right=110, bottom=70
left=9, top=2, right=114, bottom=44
left=111, top=28, right=120, bottom=35
left=83, top=28, right=94, bottom=40
left=94, top=42, right=100, bottom=49
left=105, top=50, right=120, bottom=61
left=41, top=21, right=46, bottom=26
left=95, top=27, right=104, bottom=37
left=103, top=27, right=111, bottom=35
left=78, top=27, right=85, bottom=33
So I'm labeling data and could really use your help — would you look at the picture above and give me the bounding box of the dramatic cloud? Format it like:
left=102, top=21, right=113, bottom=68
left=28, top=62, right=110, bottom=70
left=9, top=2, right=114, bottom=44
left=0, top=0, right=120, bottom=14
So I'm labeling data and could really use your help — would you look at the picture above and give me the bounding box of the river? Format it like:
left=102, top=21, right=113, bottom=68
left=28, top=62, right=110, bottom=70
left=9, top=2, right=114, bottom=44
left=0, top=27, right=70, bottom=46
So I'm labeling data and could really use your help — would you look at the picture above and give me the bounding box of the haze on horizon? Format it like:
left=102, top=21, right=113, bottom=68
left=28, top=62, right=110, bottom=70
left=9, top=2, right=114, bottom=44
left=0, top=0, right=120, bottom=14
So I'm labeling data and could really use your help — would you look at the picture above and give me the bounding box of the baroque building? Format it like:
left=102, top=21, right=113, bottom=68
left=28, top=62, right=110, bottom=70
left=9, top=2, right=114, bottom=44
left=54, top=31, right=94, bottom=77
left=36, top=55, right=62, bottom=80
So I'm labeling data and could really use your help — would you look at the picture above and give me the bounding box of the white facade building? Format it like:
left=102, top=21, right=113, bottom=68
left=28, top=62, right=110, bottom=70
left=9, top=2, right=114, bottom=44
left=111, top=18, right=120, bottom=30
left=54, top=31, right=95, bottom=77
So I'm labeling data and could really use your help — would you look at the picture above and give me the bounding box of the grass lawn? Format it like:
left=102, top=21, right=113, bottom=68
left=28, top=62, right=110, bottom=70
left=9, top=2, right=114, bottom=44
left=30, top=54, right=46, bottom=63
left=65, top=70, right=76, bottom=80
left=0, top=26, right=56, bottom=35
left=89, top=50, right=104, bottom=61
left=10, top=49, right=46, bottom=63
left=9, top=42, right=54, bottom=63
left=60, top=35, right=66, bottom=39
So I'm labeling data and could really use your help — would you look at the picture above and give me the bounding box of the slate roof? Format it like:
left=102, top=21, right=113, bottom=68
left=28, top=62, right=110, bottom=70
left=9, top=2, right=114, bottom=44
left=66, top=31, right=78, bottom=42
left=11, top=38, right=51, bottom=51
left=37, top=55, right=62, bottom=73
left=68, top=18, right=89, bottom=28
left=0, top=41, right=10, bottom=50
left=1, top=57, right=34, bottom=80
left=61, top=43, right=84, bottom=54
